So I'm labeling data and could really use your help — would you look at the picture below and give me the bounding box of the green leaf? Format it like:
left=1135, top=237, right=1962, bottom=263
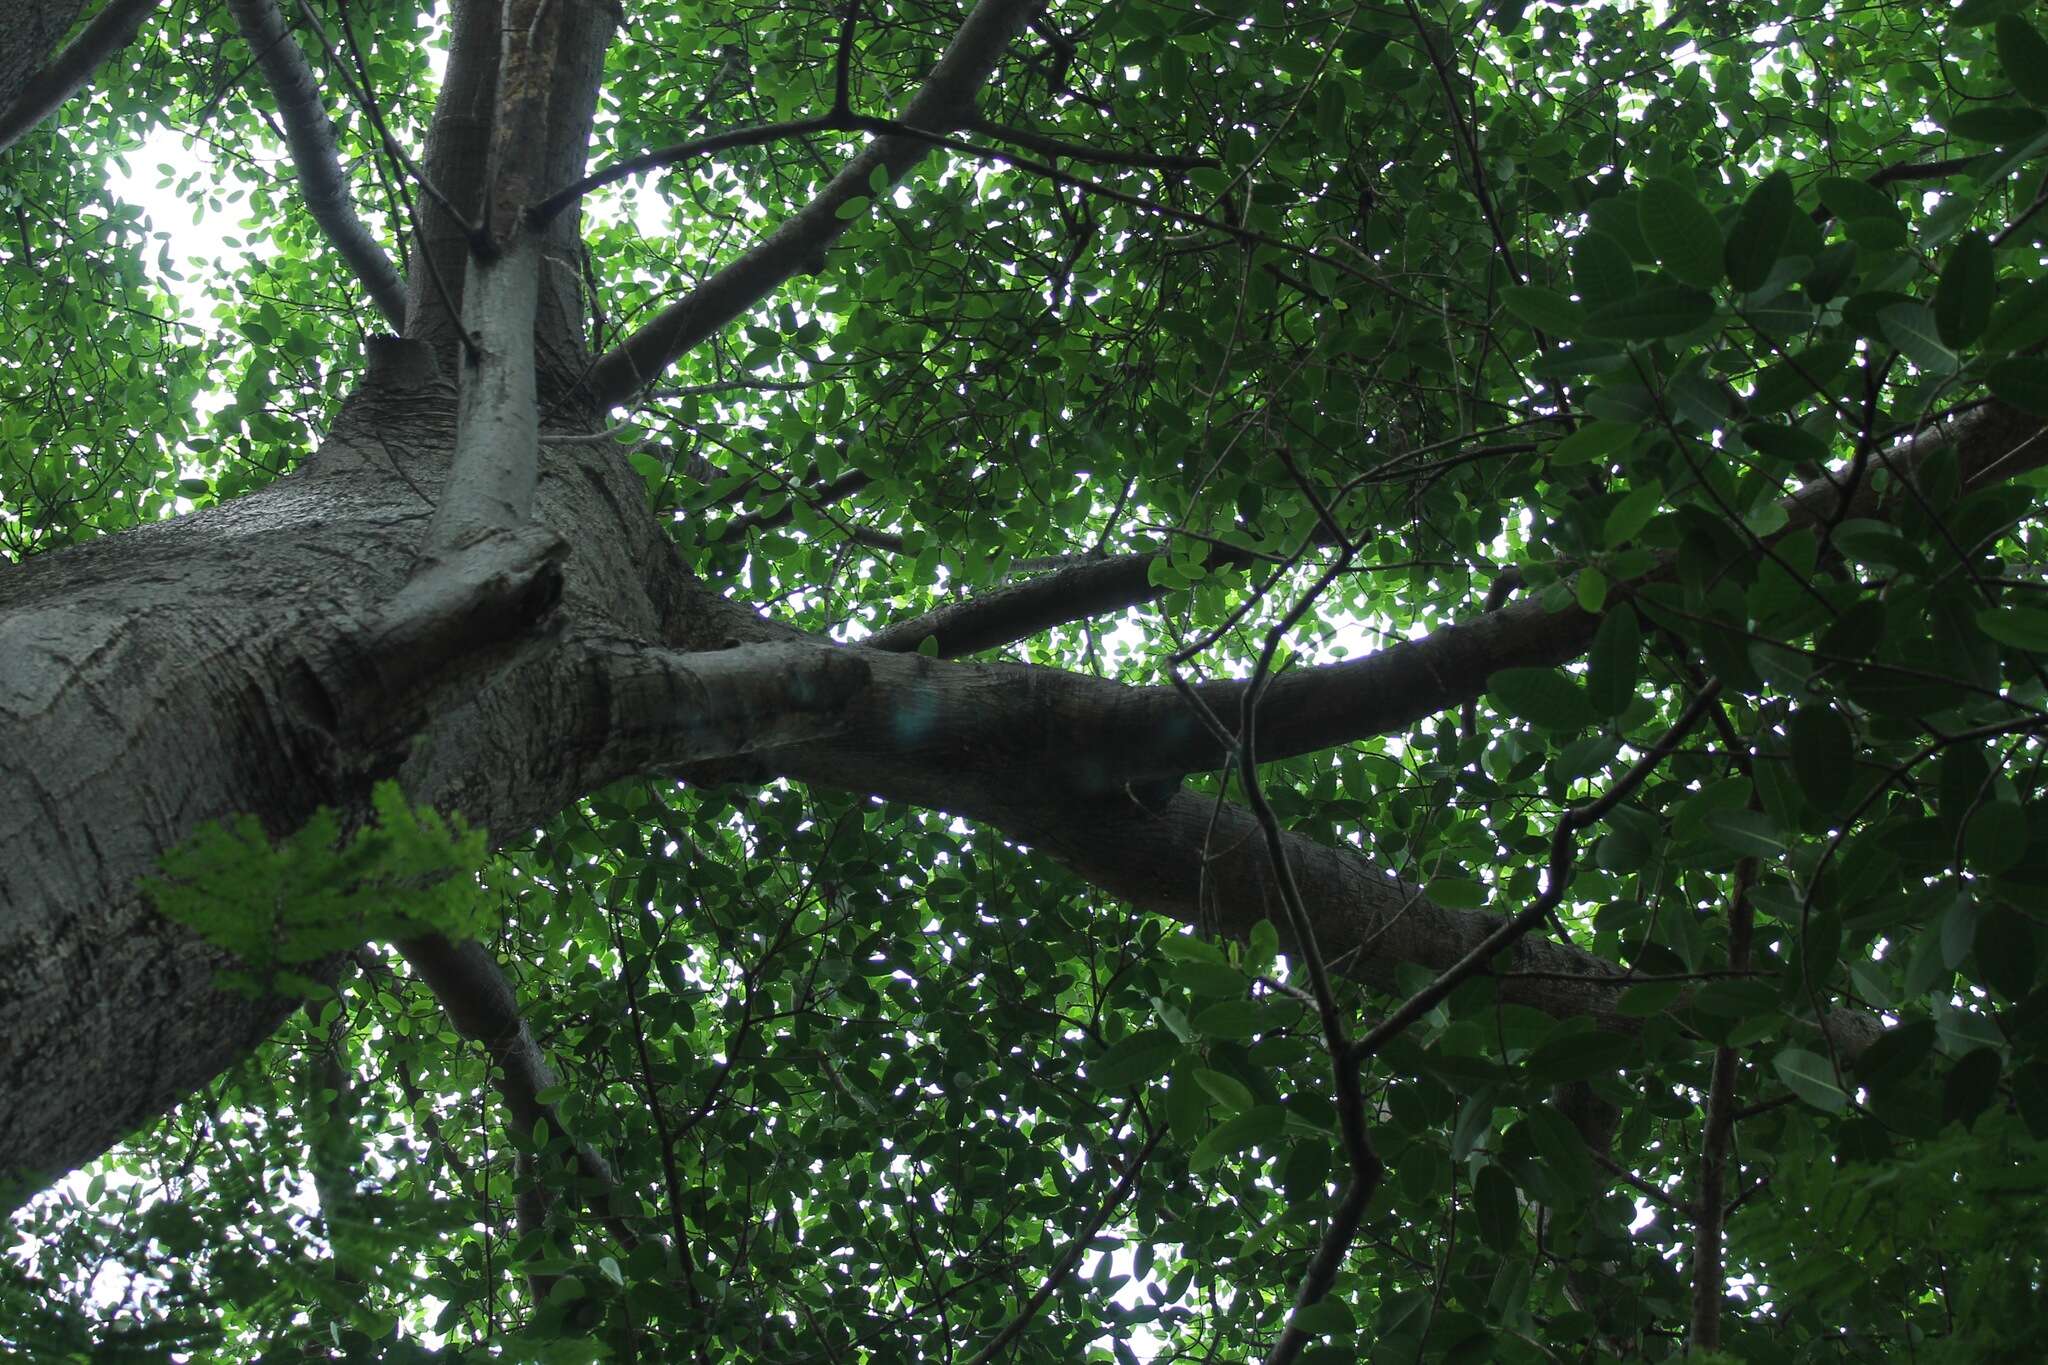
left=1488, top=668, right=1595, bottom=732
left=1692, top=979, right=1782, bottom=1019
left=1586, top=609, right=1641, bottom=719
left=1953, top=0, right=2023, bottom=25
left=1876, top=302, right=1959, bottom=374
left=1945, top=105, right=2044, bottom=143
left=1195, top=1067, right=1254, bottom=1115
left=1288, top=1296, right=1354, bottom=1337
left=1637, top=176, right=1725, bottom=288
left=834, top=196, right=871, bottom=219
left=1524, top=1029, right=1636, bottom=1083
left=1944, top=1048, right=2003, bottom=1126
left=1426, top=876, right=1488, bottom=909
left=1815, top=176, right=1901, bottom=224
left=1977, top=604, right=2048, bottom=650
left=1774, top=1047, right=1849, bottom=1114
left=1703, top=809, right=1786, bottom=860
left=1189, top=1106, right=1286, bottom=1173
left=1983, top=277, right=2048, bottom=354
left=1089, top=1029, right=1180, bottom=1091
left=1741, top=422, right=1829, bottom=465
left=1192, top=999, right=1267, bottom=1042
left=1500, top=285, right=1586, bottom=338
left=1549, top=420, right=1636, bottom=466
left=1522, top=1103, right=1595, bottom=1199
left=1964, top=800, right=2029, bottom=874
left=1987, top=356, right=2048, bottom=416
left=1935, top=232, right=1994, bottom=347
left=1582, top=285, right=1716, bottom=340
left=1602, top=480, right=1664, bottom=548
left=1167, top=1063, right=1210, bottom=1146
left=1576, top=565, right=1608, bottom=612
left=1789, top=704, right=1854, bottom=812
left=1616, top=980, right=1684, bottom=1017
left=1723, top=171, right=1795, bottom=292
left=1473, top=1164, right=1519, bottom=1252
left=1571, top=230, right=1637, bottom=306
left=1997, top=14, right=2048, bottom=105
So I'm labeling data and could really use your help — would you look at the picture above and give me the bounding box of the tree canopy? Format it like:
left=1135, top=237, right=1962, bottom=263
left=4, top=0, right=2048, bottom=1360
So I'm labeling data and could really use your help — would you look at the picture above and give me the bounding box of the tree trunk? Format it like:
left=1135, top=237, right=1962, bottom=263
left=0, top=357, right=688, bottom=1196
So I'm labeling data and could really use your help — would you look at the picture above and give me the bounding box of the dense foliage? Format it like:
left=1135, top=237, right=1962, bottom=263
left=6, top=0, right=2048, bottom=1360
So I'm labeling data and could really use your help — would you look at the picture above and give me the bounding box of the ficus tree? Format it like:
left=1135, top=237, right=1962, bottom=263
left=4, top=0, right=2048, bottom=1358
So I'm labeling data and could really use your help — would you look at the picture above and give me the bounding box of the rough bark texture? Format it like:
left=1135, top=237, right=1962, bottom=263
left=0, top=0, right=162, bottom=157
left=0, top=0, right=87, bottom=115
left=4, top=0, right=2046, bottom=1215
left=0, top=372, right=683, bottom=1194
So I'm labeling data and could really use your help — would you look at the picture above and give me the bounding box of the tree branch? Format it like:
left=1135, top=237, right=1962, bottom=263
left=960, top=1119, right=1165, bottom=1365
left=578, top=0, right=1040, bottom=408
left=575, top=636, right=874, bottom=765
left=0, top=0, right=160, bottom=157
left=965, top=115, right=1216, bottom=170
left=1347, top=681, right=1725, bottom=1065
left=1689, top=852, right=1756, bottom=1349
left=396, top=931, right=633, bottom=1297
left=223, top=0, right=407, bottom=327
left=866, top=541, right=1261, bottom=657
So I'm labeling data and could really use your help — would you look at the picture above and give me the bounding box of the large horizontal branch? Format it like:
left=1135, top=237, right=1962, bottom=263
left=574, top=636, right=875, bottom=768
left=579, top=0, right=1039, bottom=409
left=669, top=666, right=1885, bottom=1054
left=0, top=0, right=159, bottom=156
left=653, top=602, right=1586, bottom=806
left=224, top=0, right=407, bottom=327
left=853, top=402, right=2048, bottom=785
left=643, top=407, right=2048, bottom=1063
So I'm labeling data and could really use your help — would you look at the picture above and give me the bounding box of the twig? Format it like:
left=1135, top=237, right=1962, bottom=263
left=1689, top=852, right=1757, bottom=1349
left=1349, top=680, right=1725, bottom=1065
left=959, top=1120, right=1165, bottom=1365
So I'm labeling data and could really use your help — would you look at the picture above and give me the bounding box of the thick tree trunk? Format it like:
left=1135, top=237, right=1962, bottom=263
left=0, top=362, right=682, bottom=1198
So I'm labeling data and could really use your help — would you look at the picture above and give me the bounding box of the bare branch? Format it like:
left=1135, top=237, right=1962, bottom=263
left=1689, top=853, right=1757, bottom=1349
left=965, top=115, right=1216, bottom=170
left=0, top=0, right=160, bottom=157
left=396, top=932, right=632, bottom=1297
left=1347, top=680, right=1725, bottom=1065
left=223, top=0, right=407, bottom=326
left=961, top=1119, right=1165, bottom=1365
left=579, top=0, right=1040, bottom=408
left=719, top=468, right=870, bottom=543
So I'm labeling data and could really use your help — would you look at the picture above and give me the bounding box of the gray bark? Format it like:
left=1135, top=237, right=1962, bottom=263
left=8, top=384, right=2044, bottom=1201
left=222, top=0, right=408, bottom=325
left=0, top=0, right=87, bottom=120
left=3, top=0, right=2044, bottom=1217
left=0, top=0, right=159, bottom=156
left=0, top=371, right=674, bottom=1197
